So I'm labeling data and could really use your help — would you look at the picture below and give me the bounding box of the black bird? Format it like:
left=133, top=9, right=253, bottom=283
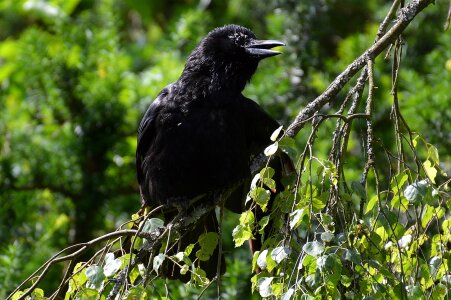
left=136, top=24, right=292, bottom=281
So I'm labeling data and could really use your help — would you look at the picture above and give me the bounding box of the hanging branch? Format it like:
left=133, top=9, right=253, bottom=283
left=359, top=59, right=376, bottom=218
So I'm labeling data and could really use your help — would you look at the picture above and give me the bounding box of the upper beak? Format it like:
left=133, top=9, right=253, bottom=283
left=245, top=40, right=285, bottom=59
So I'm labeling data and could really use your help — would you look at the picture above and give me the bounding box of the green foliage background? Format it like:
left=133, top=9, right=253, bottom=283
left=0, top=0, right=449, bottom=298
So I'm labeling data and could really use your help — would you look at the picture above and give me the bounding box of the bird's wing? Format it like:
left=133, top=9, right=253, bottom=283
left=241, top=96, right=280, bottom=154
left=136, top=85, right=171, bottom=185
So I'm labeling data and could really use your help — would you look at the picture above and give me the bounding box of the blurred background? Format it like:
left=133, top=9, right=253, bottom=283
left=0, top=0, right=449, bottom=298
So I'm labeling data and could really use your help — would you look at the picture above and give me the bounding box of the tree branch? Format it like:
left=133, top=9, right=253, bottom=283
left=286, top=0, right=434, bottom=138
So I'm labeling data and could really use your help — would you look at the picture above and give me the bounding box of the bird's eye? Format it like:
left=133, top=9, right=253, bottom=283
left=228, top=32, right=249, bottom=47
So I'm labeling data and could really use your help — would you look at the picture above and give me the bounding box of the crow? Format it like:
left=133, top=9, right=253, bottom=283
left=136, top=24, right=292, bottom=282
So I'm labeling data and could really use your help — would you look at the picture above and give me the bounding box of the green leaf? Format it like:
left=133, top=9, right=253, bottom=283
left=266, top=252, right=278, bottom=272
left=258, top=216, right=270, bottom=234
left=341, top=274, right=353, bottom=287
left=301, top=255, right=317, bottom=273
left=192, top=266, right=208, bottom=285
left=406, top=285, right=423, bottom=299
left=423, top=160, right=437, bottom=183
left=67, top=262, right=88, bottom=298
left=391, top=172, right=408, bottom=194
left=275, top=191, right=295, bottom=213
left=252, top=250, right=260, bottom=272
left=184, top=243, right=195, bottom=257
left=427, top=143, right=440, bottom=165
left=279, top=136, right=297, bottom=157
left=153, top=253, right=165, bottom=274
left=344, top=249, right=361, bottom=264
left=125, top=286, right=147, bottom=300
left=250, top=186, right=271, bottom=211
left=12, top=291, right=24, bottom=300
left=261, top=177, right=276, bottom=191
left=365, top=194, right=379, bottom=214
left=321, top=231, right=334, bottom=242
left=302, top=241, right=324, bottom=257
left=180, top=264, right=189, bottom=275
left=198, top=232, right=219, bottom=254
left=272, top=282, right=284, bottom=297
left=320, top=213, right=334, bottom=225
left=260, top=167, right=275, bottom=179
left=196, top=232, right=219, bottom=261
left=75, top=288, right=99, bottom=300
left=239, top=211, right=255, bottom=226
left=431, top=283, right=447, bottom=299
left=289, top=208, right=305, bottom=230
left=85, top=265, right=105, bottom=289
left=232, top=224, right=253, bottom=247
left=141, top=218, right=165, bottom=233
left=129, top=265, right=140, bottom=285
left=324, top=253, right=342, bottom=273
left=195, top=249, right=210, bottom=261
left=30, top=289, right=45, bottom=300
left=421, top=205, right=435, bottom=228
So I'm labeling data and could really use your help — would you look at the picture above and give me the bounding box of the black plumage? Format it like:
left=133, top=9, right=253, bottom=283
left=136, top=24, right=291, bottom=281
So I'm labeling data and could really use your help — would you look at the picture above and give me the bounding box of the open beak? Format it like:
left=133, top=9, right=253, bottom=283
left=245, top=40, right=285, bottom=59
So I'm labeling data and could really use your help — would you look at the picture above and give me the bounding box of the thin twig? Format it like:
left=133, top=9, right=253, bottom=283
left=359, top=59, right=376, bottom=218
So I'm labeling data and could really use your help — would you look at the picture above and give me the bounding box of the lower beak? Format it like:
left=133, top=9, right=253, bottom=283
left=245, top=40, right=285, bottom=59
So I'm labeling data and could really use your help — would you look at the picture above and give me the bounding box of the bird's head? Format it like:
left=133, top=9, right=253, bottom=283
left=181, top=24, right=285, bottom=94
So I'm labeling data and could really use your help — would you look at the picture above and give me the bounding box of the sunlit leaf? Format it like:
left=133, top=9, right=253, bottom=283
left=153, top=254, right=165, bottom=274
left=281, top=288, right=294, bottom=300
left=257, top=277, right=273, bottom=297
left=271, top=246, right=290, bottom=264
left=264, top=142, right=278, bottom=156
left=103, top=253, right=122, bottom=277
left=257, top=249, right=268, bottom=270
left=427, top=143, right=440, bottom=165
left=302, top=241, right=324, bottom=257
left=289, top=208, right=305, bottom=230
left=321, top=232, right=334, bottom=242
left=141, top=218, right=165, bottom=233
left=250, top=186, right=271, bottom=211
left=85, top=265, right=105, bottom=289
left=270, top=126, right=283, bottom=141
left=184, top=244, right=195, bottom=256
left=404, top=180, right=429, bottom=204
left=423, top=160, right=437, bottom=183
left=239, top=211, right=255, bottom=225
left=232, top=224, right=253, bottom=247
left=74, top=288, right=99, bottom=300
